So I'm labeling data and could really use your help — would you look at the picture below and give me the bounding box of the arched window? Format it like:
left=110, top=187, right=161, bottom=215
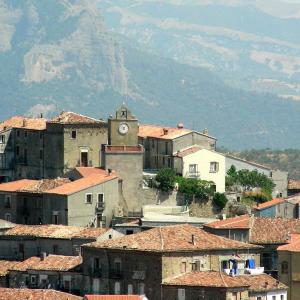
left=281, top=261, right=288, bottom=274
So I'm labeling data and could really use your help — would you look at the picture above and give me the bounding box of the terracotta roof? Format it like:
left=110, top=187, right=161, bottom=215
left=288, top=179, right=300, bottom=190
left=225, top=154, right=272, bottom=170
left=0, top=260, right=20, bottom=276
left=0, top=178, right=70, bottom=193
left=163, top=272, right=287, bottom=291
left=0, top=179, right=38, bottom=192
left=253, top=198, right=284, bottom=211
left=205, top=215, right=300, bottom=244
left=0, top=116, right=47, bottom=131
left=75, top=167, right=114, bottom=178
left=138, top=124, right=193, bottom=140
left=0, top=288, right=81, bottom=300
left=277, top=234, right=300, bottom=252
left=9, top=257, right=41, bottom=272
left=50, top=111, right=104, bottom=125
left=4, top=224, right=108, bottom=240
left=17, top=255, right=82, bottom=272
left=244, top=274, right=287, bottom=292
left=45, top=173, right=118, bottom=196
left=204, top=215, right=251, bottom=229
left=175, top=146, right=202, bottom=158
left=84, top=296, right=145, bottom=300
left=85, top=224, right=260, bottom=252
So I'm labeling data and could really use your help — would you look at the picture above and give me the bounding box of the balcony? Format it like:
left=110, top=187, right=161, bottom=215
left=224, top=267, right=264, bottom=276
left=186, top=171, right=200, bottom=178
left=96, top=202, right=105, bottom=212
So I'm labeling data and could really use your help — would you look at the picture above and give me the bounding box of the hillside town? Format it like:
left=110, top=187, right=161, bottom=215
left=0, top=105, right=299, bottom=300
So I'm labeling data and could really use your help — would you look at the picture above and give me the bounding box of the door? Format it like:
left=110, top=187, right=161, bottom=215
left=81, top=151, right=88, bottom=167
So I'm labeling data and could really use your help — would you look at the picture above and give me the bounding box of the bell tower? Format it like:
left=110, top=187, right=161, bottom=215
left=108, top=105, right=138, bottom=146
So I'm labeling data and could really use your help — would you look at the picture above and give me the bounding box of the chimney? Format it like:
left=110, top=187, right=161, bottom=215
left=202, top=128, right=208, bottom=135
left=264, top=281, right=269, bottom=288
left=40, top=252, right=47, bottom=261
left=108, top=169, right=112, bottom=176
left=40, top=113, right=43, bottom=118
left=163, top=128, right=168, bottom=135
left=177, top=123, right=184, bottom=129
left=22, top=119, right=26, bottom=127
left=191, top=234, right=196, bottom=245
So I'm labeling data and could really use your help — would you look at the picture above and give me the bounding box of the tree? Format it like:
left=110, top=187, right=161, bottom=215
left=155, top=168, right=176, bottom=192
left=213, top=193, right=228, bottom=210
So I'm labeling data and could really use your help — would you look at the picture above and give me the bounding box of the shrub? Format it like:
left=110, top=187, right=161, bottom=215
left=155, top=168, right=176, bottom=192
left=213, top=193, right=228, bottom=210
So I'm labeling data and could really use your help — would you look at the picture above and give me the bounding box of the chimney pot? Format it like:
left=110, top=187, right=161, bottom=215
left=40, top=252, right=47, bottom=261
left=177, top=123, right=184, bottom=129
left=192, top=234, right=196, bottom=245
left=163, top=128, right=168, bottom=135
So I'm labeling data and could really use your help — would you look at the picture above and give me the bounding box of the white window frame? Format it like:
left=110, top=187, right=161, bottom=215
left=127, top=284, right=133, bottom=295
left=189, top=164, right=198, bottom=174
left=85, top=193, right=93, bottom=204
left=70, top=130, right=77, bottom=139
left=97, top=193, right=105, bottom=207
left=178, top=288, right=185, bottom=300
left=30, top=275, right=37, bottom=285
left=114, top=281, right=121, bottom=295
left=138, top=282, right=145, bottom=295
left=210, top=161, right=219, bottom=173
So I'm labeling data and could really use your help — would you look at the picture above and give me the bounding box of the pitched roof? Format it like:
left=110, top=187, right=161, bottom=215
left=277, top=234, right=300, bottom=252
left=0, top=260, right=20, bottom=276
left=225, top=154, right=272, bottom=170
left=50, top=111, right=104, bottom=125
left=205, top=215, right=300, bottom=244
left=0, top=116, right=47, bottom=131
left=4, top=224, right=108, bottom=240
left=205, top=215, right=251, bottom=229
left=45, top=173, right=118, bottom=196
left=0, top=179, right=38, bottom=192
left=0, top=288, right=81, bottom=300
left=13, top=255, right=82, bottom=272
left=75, top=167, right=115, bottom=178
left=163, top=271, right=250, bottom=288
left=138, top=124, right=193, bottom=140
left=175, top=146, right=202, bottom=158
left=162, top=272, right=287, bottom=291
left=84, top=296, right=146, bottom=300
left=84, top=224, right=260, bottom=252
left=0, top=178, right=70, bottom=193
left=253, top=198, right=284, bottom=211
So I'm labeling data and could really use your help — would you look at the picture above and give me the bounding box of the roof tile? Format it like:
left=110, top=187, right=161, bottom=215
left=50, top=112, right=104, bottom=125
left=0, top=116, right=46, bottom=131
left=85, top=224, right=260, bottom=252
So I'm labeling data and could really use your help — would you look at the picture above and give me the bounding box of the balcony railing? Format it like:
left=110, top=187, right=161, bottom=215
left=186, top=171, right=200, bottom=178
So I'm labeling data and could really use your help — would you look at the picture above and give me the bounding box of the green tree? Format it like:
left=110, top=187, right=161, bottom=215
left=213, top=193, right=228, bottom=210
left=155, top=168, right=176, bottom=192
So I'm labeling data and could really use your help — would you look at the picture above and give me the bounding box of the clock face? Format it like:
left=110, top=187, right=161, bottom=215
left=118, top=123, right=129, bottom=134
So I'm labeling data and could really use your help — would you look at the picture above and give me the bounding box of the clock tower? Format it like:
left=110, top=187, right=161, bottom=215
left=104, top=105, right=144, bottom=214
left=108, top=105, right=139, bottom=146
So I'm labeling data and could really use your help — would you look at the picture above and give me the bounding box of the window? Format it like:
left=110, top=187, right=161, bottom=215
left=272, top=296, right=276, bottom=300
left=16, top=130, right=20, bottom=137
left=168, top=157, right=171, bottom=168
left=24, top=148, right=28, bottom=164
left=16, top=146, right=20, bottom=156
left=114, top=258, right=122, bottom=275
left=151, top=139, right=155, bottom=148
left=86, top=194, right=93, bottom=204
left=128, top=284, right=133, bottom=294
left=114, top=281, right=121, bottom=294
left=189, top=164, right=198, bottom=175
left=30, top=275, right=37, bottom=285
left=4, top=195, right=11, bottom=208
left=81, top=151, right=88, bottom=167
left=94, top=257, right=100, bottom=270
left=52, top=211, right=59, bottom=224
left=97, top=193, right=104, bottom=208
left=178, top=288, right=185, bottom=300
left=0, top=135, right=5, bottom=144
left=210, top=161, right=219, bottom=173
left=53, top=245, right=58, bottom=254
left=280, top=296, right=284, bottom=300
left=24, top=131, right=27, bottom=138
left=181, top=261, right=187, bottom=273
left=281, top=261, right=288, bottom=274
left=165, top=142, right=168, bottom=154
left=39, top=132, right=43, bottom=140
left=5, top=213, right=11, bottom=222
left=191, top=260, right=200, bottom=271
left=138, top=283, right=145, bottom=295
left=71, top=130, right=77, bottom=139
left=257, top=297, right=262, bottom=300
left=39, top=149, right=43, bottom=160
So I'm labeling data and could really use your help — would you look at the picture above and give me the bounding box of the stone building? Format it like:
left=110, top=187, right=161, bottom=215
left=204, top=214, right=300, bottom=278
left=0, top=168, right=121, bottom=227
left=162, top=272, right=287, bottom=300
left=138, top=124, right=216, bottom=170
left=0, top=224, right=121, bottom=260
left=8, top=255, right=83, bottom=295
left=0, top=116, right=47, bottom=182
left=81, top=224, right=261, bottom=298
left=278, top=233, right=300, bottom=300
